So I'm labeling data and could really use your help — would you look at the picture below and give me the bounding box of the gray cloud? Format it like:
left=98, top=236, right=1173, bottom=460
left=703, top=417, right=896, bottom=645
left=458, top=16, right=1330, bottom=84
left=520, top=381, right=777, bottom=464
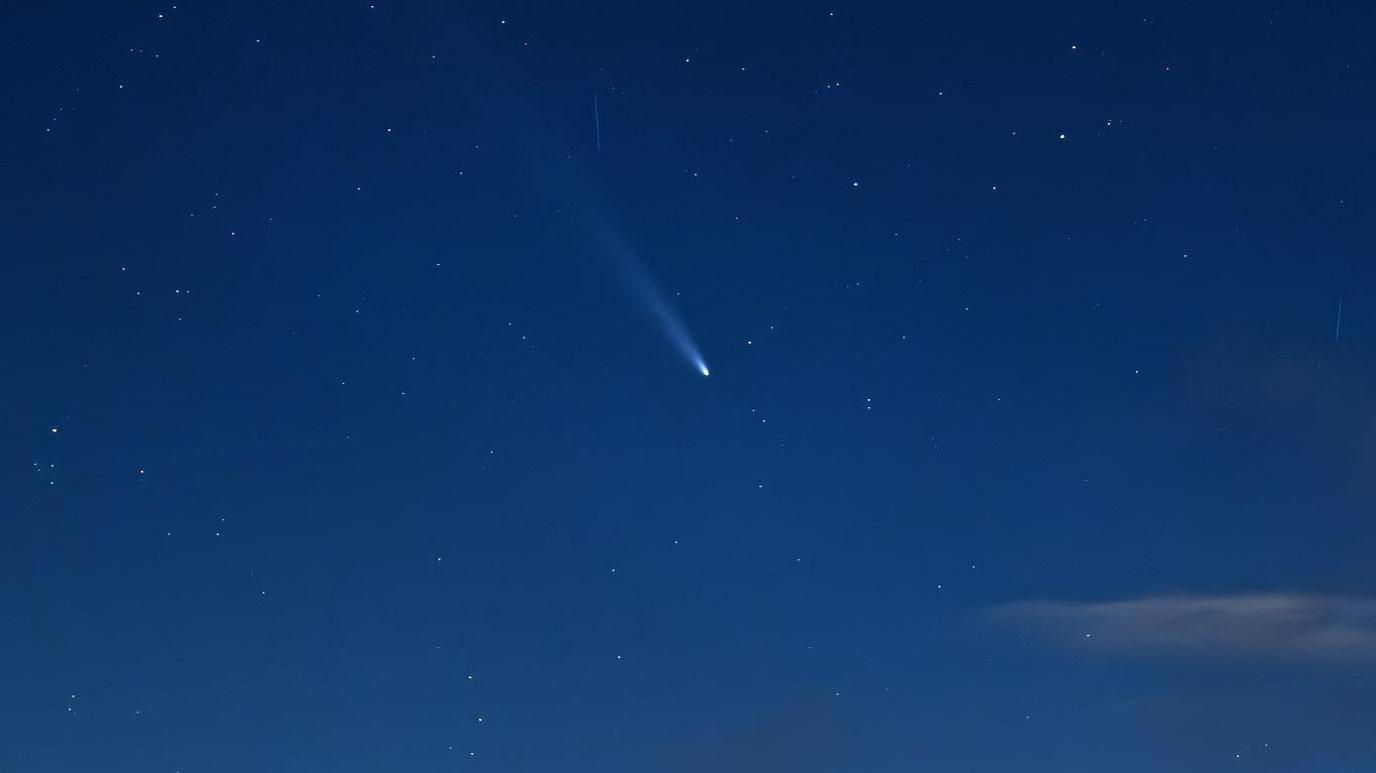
left=986, top=593, right=1376, bottom=662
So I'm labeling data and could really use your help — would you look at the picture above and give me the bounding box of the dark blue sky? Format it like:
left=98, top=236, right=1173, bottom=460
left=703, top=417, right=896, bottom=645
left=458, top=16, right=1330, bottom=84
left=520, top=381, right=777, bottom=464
left=4, top=1, right=1376, bottom=771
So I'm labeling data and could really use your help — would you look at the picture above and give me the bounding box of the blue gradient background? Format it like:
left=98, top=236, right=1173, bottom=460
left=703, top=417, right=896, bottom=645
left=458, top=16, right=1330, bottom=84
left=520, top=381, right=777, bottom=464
left=3, top=1, right=1375, bottom=770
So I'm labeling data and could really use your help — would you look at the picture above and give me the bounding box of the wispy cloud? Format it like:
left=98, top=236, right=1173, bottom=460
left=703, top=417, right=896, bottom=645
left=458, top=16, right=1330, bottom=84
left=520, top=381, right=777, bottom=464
left=985, top=593, right=1376, bottom=662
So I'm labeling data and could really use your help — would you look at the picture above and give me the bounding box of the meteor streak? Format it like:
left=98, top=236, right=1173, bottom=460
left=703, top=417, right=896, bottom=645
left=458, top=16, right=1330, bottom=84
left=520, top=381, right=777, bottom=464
left=593, top=92, right=602, bottom=158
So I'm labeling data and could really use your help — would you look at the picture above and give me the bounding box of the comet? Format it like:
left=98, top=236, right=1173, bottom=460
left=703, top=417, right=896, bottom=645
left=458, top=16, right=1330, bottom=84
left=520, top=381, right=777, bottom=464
left=610, top=242, right=710, bottom=378
left=583, top=214, right=710, bottom=378
left=553, top=114, right=708, bottom=378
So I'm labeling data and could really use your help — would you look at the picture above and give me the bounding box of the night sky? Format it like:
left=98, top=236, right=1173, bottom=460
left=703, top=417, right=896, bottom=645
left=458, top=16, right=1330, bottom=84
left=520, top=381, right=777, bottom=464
left=5, top=2, right=1376, bottom=771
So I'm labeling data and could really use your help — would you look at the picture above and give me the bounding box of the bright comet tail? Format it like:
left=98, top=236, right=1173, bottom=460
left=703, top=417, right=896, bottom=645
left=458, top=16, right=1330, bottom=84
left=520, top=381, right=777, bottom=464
left=585, top=215, right=710, bottom=378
